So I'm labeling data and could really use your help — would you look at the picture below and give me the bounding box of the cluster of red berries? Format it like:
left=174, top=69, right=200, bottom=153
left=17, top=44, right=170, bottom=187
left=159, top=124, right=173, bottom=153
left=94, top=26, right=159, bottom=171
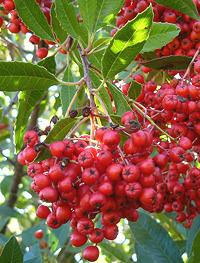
left=0, top=0, right=53, bottom=59
left=18, top=60, right=200, bottom=259
left=113, top=0, right=200, bottom=57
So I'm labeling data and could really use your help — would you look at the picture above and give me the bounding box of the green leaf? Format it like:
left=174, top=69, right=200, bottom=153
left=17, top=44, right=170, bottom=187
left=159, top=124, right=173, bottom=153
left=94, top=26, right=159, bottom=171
left=13, top=0, right=54, bottom=41
left=142, top=22, right=180, bottom=53
left=78, top=0, right=123, bottom=32
left=0, top=206, right=19, bottom=217
left=98, top=85, right=114, bottom=115
left=154, top=0, right=199, bottom=20
left=142, top=56, right=192, bottom=70
left=38, top=55, right=57, bottom=74
left=100, top=241, right=132, bottom=263
left=24, top=244, right=42, bottom=263
left=94, top=0, right=124, bottom=30
left=78, top=0, right=98, bottom=33
left=51, top=4, right=68, bottom=43
left=15, top=90, right=45, bottom=152
left=188, top=230, right=200, bottom=263
left=0, top=236, right=23, bottom=263
left=186, top=216, right=200, bottom=256
left=128, top=81, right=142, bottom=100
left=14, top=56, right=56, bottom=152
left=0, top=176, right=12, bottom=196
left=107, top=82, right=131, bottom=115
left=130, top=212, right=183, bottom=263
left=55, top=1, right=87, bottom=44
left=0, top=62, right=59, bottom=92
left=35, top=117, right=79, bottom=161
left=102, top=6, right=153, bottom=79
left=60, top=67, right=77, bottom=116
left=22, top=222, right=46, bottom=247
left=52, top=223, right=70, bottom=248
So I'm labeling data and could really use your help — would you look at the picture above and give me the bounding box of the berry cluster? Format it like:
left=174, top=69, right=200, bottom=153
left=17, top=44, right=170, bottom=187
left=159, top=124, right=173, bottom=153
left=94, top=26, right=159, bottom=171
left=0, top=0, right=53, bottom=59
left=18, top=54, right=200, bottom=259
left=113, top=0, right=200, bottom=57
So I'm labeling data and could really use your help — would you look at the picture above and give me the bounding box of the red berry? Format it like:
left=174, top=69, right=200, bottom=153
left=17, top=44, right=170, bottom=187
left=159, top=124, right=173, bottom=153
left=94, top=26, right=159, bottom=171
left=70, top=231, right=87, bottom=247
left=34, top=229, right=44, bottom=239
left=36, top=48, right=48, bottom=59
left=83, top=246, right=99, bottom=262
left=36, top=205, right=51, bottom=219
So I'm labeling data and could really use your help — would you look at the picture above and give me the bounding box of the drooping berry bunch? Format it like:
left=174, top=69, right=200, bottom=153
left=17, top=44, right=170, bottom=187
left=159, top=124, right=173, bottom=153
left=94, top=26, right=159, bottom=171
left=18, top=57, right=200, bottom=261
left=113, top=0, right=200, bottom=57
left=0, top=0, right=54, bottom=59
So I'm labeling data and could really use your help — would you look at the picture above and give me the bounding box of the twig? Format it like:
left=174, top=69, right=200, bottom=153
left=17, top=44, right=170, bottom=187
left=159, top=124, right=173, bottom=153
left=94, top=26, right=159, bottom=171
left=78, top=44, right=97, bottom=140
left=0, top=148, right=15, bottom=166
left=182, top=47, right=200, bottom=82
left=67, top=117, right=89, bottom=137
left=132, top=102, right=177, bottom=142
left=3, top=92, right=19, bottom=117
left=59, top=77, right=85, bottom=87
left=65, top=85, right=83, bottom=117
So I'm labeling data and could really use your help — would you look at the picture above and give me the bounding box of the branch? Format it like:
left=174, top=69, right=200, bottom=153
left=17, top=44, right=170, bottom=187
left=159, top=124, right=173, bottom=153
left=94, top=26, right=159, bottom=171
left=182, top=47, right=200, bottom=82
left=0, top=148, right=15, bottom=166
left=78, top=45, right=96, bottom=110
left=2, top=92, right=19, bottom=117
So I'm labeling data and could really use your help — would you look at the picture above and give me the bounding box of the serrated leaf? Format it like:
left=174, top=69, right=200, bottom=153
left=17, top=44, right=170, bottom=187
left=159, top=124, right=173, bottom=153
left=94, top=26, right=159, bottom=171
left=14, top=56, right=56, bottom=152
left=51, top=4, right=68, bottom=43
left=38, top=55, right=57, bottom=74
left=142, top=22, right=180, bottom=53
left=0, top=62, right=59, bottom=92
left=55, top=0, right=87, bottom=44
left=52, top=223, right=70, bottom=248
left=78, top=0, right=123, bottom=32
left=35, top=117, right=79, bottom=161
left=94, top=0, right=124, bottom=30
left=98, top=85, right=114, bottom=115
left=188, top=230, right=200, bottom=263
left=60, top=67, right=77, bottom=116
left=102, top=6, right=153, bottom=79
left=107, top=82, right=131, bottom=115
left=0, top=236, right=23, bottom=263
left=13, top=0, right=54, bottom=41
left=186, top=216, right=200, bottom=256
left=78, top=0, right=98, bottom=32
left=100, top=241, right=132, bottom=263
left=15, top=90, right=45, bottom=152
left=128, top=81, right=142, bottom=100
left=142, top=56, right=192, bottom=70
left=129, top=212, right=183, bottom=263
left=154, top=0, right=199, bottom=20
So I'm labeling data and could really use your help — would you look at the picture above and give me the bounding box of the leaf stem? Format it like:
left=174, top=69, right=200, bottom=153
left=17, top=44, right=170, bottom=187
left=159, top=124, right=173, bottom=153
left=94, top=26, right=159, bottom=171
left=131, top=101, right=177, bottom=142
left=59, top=77, right=85, bottom=87
left=65, top=85, right=83, bottom=117
left=68, top=117, right=89, bottom=137
left=182, top=47, right=200, bottom=82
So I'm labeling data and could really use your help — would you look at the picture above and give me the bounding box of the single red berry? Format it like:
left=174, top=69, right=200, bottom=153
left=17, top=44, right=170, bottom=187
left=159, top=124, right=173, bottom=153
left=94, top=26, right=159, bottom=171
left=89, top=228, right=104, bottom=243
left=70, top=230, right=87, bottom=247
left=34, top=229, right=44, bottom=239
left=36, top=205, right=51, bottom=219
left=83, top=246, right=99, bottom=262
left=36, top=48, right=48, bottom=59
